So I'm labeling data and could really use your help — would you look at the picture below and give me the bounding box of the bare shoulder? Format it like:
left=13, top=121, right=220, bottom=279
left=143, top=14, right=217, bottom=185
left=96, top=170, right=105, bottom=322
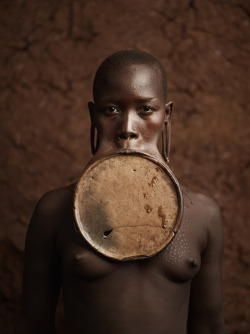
left=182, top=185, right=221, bottom=220
left=181, top=185, right=223, bottom=244
left=36, top=183, right=75, bottom=215
left=28, top=183, right=76, bottom=237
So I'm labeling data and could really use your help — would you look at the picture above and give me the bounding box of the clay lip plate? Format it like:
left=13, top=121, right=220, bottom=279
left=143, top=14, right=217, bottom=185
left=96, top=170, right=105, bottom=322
left=74, top=151, right=183, bottom=261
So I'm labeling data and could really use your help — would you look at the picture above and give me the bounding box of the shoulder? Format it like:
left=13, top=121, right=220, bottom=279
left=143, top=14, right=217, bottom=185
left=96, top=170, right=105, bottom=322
left=27, top=184, right=76, bottom=238
left=182, top=185, right=221, bottom=221
left=35, top=183, right=76, bottom=216
left=182, top=186, right=223, bottom=252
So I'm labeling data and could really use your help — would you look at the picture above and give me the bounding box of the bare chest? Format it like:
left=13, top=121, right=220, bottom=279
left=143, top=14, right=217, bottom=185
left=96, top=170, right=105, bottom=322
left=57, top=212, right=204, bottom=284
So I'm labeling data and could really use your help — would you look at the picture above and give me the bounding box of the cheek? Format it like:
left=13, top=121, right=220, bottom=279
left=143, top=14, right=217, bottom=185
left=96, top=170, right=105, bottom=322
left=144, top=115, right=164, bottom=134
left=95, top=117, right=117, bottom=138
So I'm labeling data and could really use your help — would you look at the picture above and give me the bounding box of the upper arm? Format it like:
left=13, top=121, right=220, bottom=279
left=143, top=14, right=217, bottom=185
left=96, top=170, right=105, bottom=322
left=188, top=198, right=226, bottom=334
left=16, top=192, right=62, bottom=334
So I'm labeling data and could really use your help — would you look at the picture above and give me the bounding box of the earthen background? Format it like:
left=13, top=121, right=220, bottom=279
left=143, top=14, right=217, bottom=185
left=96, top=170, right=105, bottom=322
left=0, top=0, right=249, bottom=333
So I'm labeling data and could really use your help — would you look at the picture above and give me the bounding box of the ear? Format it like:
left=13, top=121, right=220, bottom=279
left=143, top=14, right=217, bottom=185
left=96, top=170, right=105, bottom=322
left=88, top=101, right=95, bottom=122
left=88, top=102, right=99, bottom=155
left=164, top=101, right=173, bottom=123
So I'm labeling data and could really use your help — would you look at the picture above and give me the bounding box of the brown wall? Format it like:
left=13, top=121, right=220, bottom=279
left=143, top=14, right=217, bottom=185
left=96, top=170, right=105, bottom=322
left=1, top=0, right=249, bottom=332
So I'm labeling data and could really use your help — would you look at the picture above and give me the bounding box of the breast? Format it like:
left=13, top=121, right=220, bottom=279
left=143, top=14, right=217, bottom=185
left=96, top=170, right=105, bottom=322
left=59, top=212, right=202, bottom=284
left=62, top=238, right=200, bottom=285
left=154, top=221, right=201, bottom=282
left=62, top=243, right=117, bottom=281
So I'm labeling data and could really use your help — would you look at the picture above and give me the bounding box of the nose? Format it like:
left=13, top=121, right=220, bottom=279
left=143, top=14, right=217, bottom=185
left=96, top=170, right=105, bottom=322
left=118, top=112, right=139, bottom=141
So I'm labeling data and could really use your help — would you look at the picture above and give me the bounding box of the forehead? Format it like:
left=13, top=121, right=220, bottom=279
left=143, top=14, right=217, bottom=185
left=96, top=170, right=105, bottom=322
left=94, top=64, right=165, bottom=102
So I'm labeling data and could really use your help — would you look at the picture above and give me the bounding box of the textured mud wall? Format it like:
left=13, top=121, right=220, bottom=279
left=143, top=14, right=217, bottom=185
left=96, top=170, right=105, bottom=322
left=0, top=0, right=249, bottom=333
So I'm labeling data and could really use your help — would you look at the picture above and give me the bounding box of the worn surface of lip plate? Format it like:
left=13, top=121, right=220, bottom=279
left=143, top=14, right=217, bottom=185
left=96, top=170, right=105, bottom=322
left=74, top=152, right=183, bottom=261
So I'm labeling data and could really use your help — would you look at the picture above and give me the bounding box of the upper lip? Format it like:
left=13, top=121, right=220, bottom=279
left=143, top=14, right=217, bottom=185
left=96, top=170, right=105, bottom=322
left=117, top=141, right=130, bottom=149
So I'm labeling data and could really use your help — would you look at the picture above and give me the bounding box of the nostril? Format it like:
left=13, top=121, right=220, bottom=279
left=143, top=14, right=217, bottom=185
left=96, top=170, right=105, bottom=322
left=119, top=133, right=127, bottom=140
left=118, top=132, right=138, bottom=140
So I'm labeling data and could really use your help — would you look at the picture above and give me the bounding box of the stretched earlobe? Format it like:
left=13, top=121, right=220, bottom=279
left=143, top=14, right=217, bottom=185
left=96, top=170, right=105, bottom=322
left=88, top=102, right=99, bottom=155
left=88, top=102, right=95, bottom=120
left=165, top=101, right=173, bottom=121
left=162, top=101, right=173, bottom=163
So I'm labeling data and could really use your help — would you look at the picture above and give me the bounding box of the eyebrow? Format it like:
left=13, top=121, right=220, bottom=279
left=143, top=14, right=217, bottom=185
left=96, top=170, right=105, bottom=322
left=134, top=97, right=158, bottom=103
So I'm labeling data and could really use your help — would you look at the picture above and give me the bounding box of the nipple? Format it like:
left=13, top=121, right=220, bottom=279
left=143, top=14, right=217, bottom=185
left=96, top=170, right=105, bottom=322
left=189, top=258, right=199, bottom=267
left=74, top=254, right=85, bottom=262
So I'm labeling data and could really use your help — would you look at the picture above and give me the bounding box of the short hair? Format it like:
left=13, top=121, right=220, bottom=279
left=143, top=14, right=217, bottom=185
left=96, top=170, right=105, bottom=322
left=93, top=50, right=167, bottom=100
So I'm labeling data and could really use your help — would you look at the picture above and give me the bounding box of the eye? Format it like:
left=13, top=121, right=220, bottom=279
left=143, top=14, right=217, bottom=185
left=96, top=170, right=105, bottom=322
left=139, top=106, right=155, bottom=115
left=104, top=106, right=120, bottom=115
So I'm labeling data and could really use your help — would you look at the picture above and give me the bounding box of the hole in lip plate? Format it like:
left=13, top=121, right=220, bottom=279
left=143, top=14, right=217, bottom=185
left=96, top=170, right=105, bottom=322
left=103, top=229, right=113, bottom=238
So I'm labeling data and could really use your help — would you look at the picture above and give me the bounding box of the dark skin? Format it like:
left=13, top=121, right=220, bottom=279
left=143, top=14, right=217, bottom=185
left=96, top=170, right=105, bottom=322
left=16, top=64, right=225, bottom=334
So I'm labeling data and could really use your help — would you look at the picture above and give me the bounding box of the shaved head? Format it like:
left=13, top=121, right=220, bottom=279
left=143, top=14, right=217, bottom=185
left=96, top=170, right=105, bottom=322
left=93, top=50, right=167, bottom=101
